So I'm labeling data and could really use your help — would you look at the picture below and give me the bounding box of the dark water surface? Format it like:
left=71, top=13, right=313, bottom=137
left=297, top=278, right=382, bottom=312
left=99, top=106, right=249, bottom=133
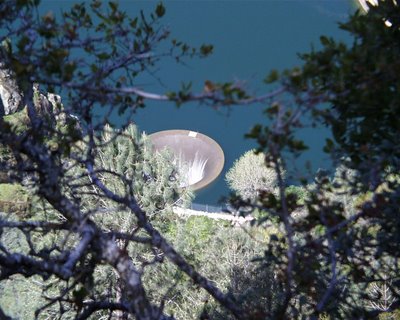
left=131, top=1, right=354, bottom=204
left=41, top=1, right=355, bottom=205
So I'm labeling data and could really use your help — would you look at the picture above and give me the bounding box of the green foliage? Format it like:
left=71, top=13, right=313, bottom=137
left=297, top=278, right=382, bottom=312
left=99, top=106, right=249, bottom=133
left=2, top=108, right=29, bottom=134
left=298, top=1, right=400, bottom=174
left=0, top=184, right=31, bottom=216
left=379, top=310, right=400, bottom=320
left=285, top=185, right=309, bottom=206
left=1, top=0, right=400, bottom=319
left=243, top=2, right=400, bottom=317
left=0, top=212, right=53, bottom=319
left=226, top=149, right=283, bottom=201
left=264, top=69, right=279, bottom=84
left=0, top=183, right=27, bottom=202
left=0, top=122, right=193, bottom=318
left=0, top=276, right=44, bottom=320
left=200, top=44, right=214, bottom=56
left=94, top=124, right=192, bottom=222
left=155, top=2, right=166, bottom=18
left=143, top=215, right=281, bottom=319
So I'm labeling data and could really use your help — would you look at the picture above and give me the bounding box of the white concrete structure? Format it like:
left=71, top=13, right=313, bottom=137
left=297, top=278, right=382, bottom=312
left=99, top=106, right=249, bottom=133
left=173, top=206, right=254, bottom=225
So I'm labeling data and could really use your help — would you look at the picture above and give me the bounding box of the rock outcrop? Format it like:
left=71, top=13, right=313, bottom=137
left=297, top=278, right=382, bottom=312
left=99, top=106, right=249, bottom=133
left=0, top=50, right=23, bottom=116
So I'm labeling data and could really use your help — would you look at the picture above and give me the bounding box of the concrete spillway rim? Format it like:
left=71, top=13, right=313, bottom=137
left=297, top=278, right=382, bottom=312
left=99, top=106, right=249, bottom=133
left=148, top=129, right=225, bottom=191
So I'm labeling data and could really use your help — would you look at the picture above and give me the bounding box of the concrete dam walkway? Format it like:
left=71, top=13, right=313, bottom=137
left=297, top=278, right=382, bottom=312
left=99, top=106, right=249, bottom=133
left=173, top=205, right=253, bottom=225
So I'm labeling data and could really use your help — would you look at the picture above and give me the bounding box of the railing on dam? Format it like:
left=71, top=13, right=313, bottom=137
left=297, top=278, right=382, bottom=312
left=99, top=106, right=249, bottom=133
left=174, top=203, right=254, bottom=225
left=189, top=202, right=228, bottom=213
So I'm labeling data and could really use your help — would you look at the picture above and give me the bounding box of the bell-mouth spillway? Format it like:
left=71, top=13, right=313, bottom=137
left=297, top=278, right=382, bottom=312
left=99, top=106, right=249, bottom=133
left=148, top=130, right=225, bottom=191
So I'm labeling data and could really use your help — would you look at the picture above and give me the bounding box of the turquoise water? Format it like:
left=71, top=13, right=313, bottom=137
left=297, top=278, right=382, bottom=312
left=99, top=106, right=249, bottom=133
left=40, top=1, right=355, bottom=205
left=130, top=1, right=354, bottom=204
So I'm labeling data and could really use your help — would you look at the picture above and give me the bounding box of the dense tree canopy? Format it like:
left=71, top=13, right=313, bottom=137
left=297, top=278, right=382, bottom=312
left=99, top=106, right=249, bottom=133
left=245, top=1, right=400, bottom=317
left=0, top=0, right=399, bottom=319
left=226, top=149, right=281, bottom=201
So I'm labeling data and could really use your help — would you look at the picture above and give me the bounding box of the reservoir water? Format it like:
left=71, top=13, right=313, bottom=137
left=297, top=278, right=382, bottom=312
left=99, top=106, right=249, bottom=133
left=40, top=0, right=356, bottom=205
left=131, top=1, right=354, bottom=204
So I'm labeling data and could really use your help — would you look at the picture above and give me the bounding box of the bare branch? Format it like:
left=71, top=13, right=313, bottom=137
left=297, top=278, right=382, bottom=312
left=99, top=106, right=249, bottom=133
left=76, top=301, right=130, bottom=320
